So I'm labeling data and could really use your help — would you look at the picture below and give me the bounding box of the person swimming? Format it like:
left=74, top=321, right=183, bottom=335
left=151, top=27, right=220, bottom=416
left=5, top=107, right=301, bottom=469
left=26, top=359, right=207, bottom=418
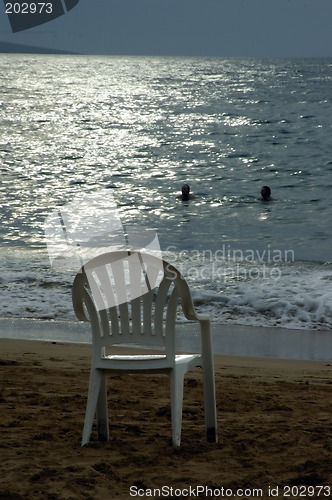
left=259, top=185, right=274, bottom=201
left=176, top=183, right=195, bottom=201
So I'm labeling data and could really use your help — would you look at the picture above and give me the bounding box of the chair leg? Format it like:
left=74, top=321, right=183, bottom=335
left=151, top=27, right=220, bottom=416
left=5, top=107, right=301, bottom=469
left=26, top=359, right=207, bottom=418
left=81, top=369, right=103, bottom=446
left=199, top=320, right=218, bottom=443
left=202, top=363, right=218, bottom=443
left=96, top=373, right=109, bottom=442
left=169, top=366, right=186, bottom=447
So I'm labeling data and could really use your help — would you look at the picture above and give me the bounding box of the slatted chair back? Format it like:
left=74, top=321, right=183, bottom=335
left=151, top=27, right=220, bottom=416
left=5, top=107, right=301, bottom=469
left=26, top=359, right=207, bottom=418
left=72, top=251, right=196, bottom=361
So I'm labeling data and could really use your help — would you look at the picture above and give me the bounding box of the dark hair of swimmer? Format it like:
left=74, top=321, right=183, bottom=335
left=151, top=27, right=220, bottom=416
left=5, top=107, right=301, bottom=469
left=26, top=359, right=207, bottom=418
left=260, top=185, right=272, bottom=201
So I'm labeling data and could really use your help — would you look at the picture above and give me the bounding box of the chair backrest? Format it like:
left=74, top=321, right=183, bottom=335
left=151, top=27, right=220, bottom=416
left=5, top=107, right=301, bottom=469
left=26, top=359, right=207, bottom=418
left=72, top=251, right=197, bottom=357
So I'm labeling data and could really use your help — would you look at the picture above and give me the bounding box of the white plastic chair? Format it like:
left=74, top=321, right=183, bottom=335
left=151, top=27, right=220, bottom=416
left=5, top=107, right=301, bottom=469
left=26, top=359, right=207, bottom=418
left=72, top=251, right=217, bottom=447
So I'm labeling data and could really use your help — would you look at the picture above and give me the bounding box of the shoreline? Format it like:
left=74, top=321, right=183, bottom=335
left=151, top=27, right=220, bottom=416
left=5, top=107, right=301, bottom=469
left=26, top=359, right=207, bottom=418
left=0, top=317, right=331, bottom=361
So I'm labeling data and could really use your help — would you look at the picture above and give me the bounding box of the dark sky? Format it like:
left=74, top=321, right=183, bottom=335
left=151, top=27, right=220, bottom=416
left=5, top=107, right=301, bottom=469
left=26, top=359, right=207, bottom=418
left=1, top=0, right=332, bottom=57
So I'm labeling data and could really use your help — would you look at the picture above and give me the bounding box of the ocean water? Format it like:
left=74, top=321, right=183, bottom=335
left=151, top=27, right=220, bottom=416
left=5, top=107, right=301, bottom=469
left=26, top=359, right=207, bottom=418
left=1, top=54, right=332, bottom=330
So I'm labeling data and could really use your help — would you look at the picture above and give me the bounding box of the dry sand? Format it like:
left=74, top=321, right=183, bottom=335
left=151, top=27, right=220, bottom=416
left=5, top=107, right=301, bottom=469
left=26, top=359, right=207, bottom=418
left=1, top=338, right=332, bottom=499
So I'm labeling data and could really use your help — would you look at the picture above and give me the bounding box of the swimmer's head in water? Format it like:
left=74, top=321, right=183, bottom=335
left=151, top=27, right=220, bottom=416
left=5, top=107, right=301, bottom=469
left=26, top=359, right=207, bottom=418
left=261, top=186, right=271, bottom=200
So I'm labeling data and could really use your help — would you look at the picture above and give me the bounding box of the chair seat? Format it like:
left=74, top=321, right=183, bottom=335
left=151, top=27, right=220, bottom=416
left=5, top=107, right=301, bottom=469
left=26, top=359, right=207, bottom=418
left=104, top=354, right=200, bottom=363
left=95, top=353, right=202, bottom=372
left=106, top=354, right=167, bottom=361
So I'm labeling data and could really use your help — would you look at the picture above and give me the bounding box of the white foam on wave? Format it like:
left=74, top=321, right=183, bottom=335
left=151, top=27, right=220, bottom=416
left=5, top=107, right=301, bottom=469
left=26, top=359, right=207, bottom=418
left=1, top=248, right=332, bottom=331
left=184, top=259, right=332, bottom=330
left=0, top=250, right=76, bottom=321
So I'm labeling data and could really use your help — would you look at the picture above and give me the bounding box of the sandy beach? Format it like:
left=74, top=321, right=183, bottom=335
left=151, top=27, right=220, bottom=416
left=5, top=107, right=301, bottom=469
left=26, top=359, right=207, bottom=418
left=1, top=338, right=332, bottom=499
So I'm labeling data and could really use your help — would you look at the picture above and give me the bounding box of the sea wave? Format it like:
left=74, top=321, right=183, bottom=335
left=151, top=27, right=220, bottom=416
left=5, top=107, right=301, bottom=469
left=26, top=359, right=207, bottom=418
left=0, top=249, right=331, bottom=331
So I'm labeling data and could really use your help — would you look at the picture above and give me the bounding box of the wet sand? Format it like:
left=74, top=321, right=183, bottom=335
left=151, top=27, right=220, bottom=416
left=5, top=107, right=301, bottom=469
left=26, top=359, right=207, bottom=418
left=1, top=318, right=332, bottom=360
left=1, top=338, right=332, bottom=499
